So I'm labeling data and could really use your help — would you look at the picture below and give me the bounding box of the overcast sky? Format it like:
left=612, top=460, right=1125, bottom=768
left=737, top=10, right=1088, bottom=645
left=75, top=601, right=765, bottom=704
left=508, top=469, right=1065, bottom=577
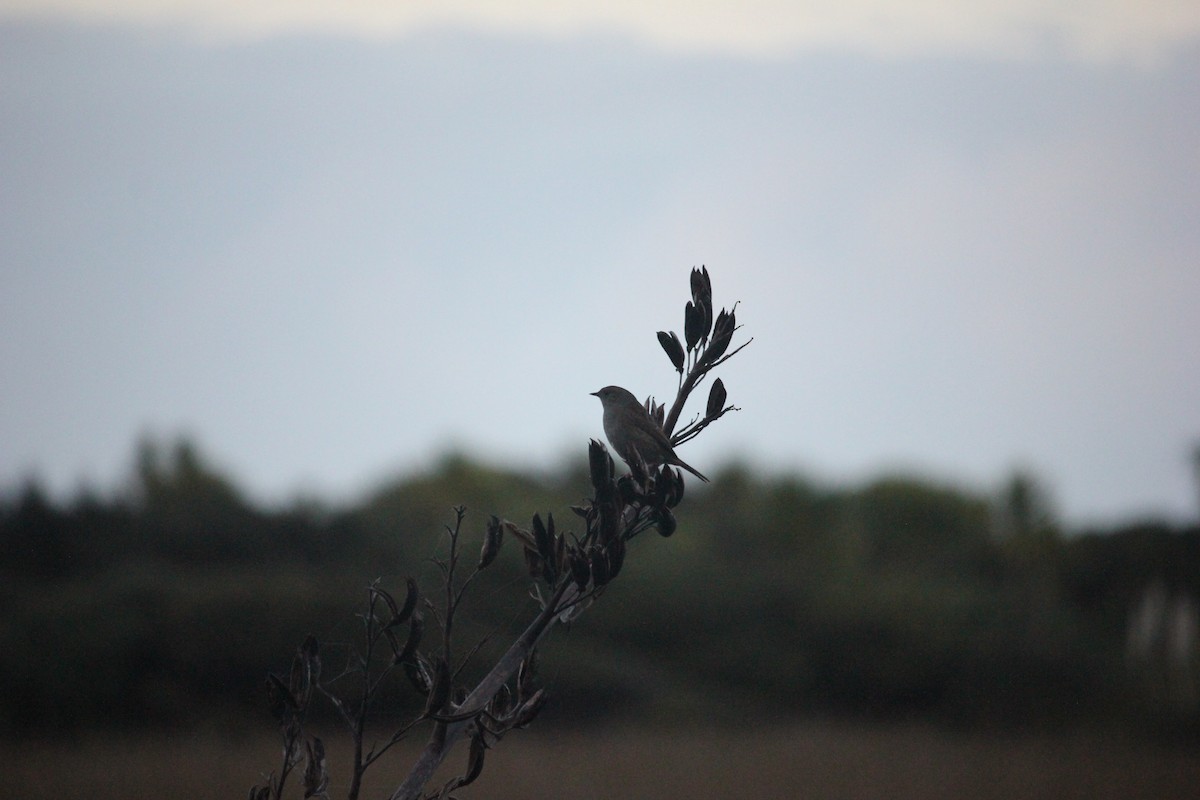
left=2, top=2, right=1199, bottom=525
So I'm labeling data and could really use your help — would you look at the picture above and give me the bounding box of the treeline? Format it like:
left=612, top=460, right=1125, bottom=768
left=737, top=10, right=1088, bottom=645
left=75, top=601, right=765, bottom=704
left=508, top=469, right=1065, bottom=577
left=2, top=438, right=1198, bottom=737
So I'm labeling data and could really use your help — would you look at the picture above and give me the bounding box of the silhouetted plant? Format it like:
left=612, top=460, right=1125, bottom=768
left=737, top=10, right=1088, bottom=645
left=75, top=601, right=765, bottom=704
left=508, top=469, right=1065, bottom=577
left=250, top=267, right=749, bottom=800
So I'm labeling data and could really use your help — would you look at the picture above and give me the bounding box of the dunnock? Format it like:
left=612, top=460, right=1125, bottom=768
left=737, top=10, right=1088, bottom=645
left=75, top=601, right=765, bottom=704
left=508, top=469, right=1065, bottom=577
left=591, top=385, right=710, bottom=482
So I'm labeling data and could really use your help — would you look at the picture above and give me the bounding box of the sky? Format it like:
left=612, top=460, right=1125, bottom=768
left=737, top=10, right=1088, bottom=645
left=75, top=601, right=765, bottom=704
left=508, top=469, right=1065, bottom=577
left=2, top=1, right=1199, bottom=526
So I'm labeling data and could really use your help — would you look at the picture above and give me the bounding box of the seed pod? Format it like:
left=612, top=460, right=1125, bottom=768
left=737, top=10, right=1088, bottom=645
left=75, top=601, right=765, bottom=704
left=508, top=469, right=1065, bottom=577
left=588, top=439, right=615, bottom=496
left=503, top=520, right=536, bottom=549
left=656, top=507, right=678, bottom=537
left=303, top=737, right=329, bottom=798
left=383, top=625, right=403, bottom=662
left=666, top=467, right=685, bottom=508
left=523, top=547, right=543, bottom=579
left=684, top=300, right=706, bottom=350
left=598, top=499, right=621, bottom=544
left=617, top=475, right=640, bottom=506
left=375, top=585, right=400, bottom=620
left=657, top=330, right=686, bottom=371
left=404, top=653, right=432, bottom=694
left=300, top=634, right=321, bottom=686
left=396, top=611, right=424, bottom=664
left=568, top=547, right=591, bottom=589
left=691, top=264, right=712, bottom=310
left=490, top=683, right=512, bottom=718
left=518, top=649, right=538, bottom=699
left=707, top=378, right=727, bottom=418
left=512, top=688, right=547, bottom=728
left=478, top=515, right=504, bottom=569
left=266, top=673, right=295, bottom=720
left=531, top=513, right=552, bottom=562
left=703, top=307, right=735, bottom=365
left=460, top=730, right=487, bottom=788
left=590, top=547, right=611, bottom=587
left=389, top=577, right=418, bottom=627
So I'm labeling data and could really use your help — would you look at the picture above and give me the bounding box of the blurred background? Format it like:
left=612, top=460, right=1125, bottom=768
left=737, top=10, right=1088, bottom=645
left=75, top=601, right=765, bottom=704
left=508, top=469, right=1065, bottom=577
left=2, top=0, right=1199, bottom=796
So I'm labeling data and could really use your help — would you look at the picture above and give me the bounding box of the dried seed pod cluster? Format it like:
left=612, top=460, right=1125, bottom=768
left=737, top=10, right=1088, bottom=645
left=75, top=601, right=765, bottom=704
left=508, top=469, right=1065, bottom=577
left=653, top=266, right=747, bottom=447
left=254, top=268, right=748, bottom=800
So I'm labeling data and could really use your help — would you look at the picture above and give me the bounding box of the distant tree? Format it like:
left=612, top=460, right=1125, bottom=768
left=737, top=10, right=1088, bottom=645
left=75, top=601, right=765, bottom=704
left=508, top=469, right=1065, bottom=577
left=0, top=480, right=70, bottom=578
left=995, top=470, right=1058, bottom=543
left=129, top=435, right=267, bottom=562
left=851, top=476, right=993, bottom=575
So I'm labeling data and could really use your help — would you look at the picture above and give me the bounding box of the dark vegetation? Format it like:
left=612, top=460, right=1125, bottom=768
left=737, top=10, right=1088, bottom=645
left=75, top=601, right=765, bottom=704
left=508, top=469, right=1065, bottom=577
left=3, top=437, right=1197, bottom=740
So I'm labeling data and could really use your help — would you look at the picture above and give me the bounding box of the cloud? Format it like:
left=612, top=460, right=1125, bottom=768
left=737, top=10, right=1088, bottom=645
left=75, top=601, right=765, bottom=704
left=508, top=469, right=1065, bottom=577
left=3, top=0, right=1199, bottom=63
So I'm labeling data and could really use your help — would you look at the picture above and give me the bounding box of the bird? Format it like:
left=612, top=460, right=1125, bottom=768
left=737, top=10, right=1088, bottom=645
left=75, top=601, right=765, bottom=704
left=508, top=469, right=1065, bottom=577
left=591, top=385, right=709, bottom=482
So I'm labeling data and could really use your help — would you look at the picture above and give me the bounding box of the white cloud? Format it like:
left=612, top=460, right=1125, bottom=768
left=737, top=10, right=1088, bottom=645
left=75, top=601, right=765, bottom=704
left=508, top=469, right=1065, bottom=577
left=3, top=0, right=1198, bottom=63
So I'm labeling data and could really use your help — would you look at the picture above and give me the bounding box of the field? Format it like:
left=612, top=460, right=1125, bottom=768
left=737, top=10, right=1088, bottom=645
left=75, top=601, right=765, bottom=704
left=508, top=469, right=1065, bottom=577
left=8, top=721, right=1197, bottom=799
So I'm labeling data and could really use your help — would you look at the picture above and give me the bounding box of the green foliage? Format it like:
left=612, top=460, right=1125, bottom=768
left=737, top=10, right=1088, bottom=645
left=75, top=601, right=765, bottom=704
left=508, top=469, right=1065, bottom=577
left=1, top=437, right=1197, bottom=737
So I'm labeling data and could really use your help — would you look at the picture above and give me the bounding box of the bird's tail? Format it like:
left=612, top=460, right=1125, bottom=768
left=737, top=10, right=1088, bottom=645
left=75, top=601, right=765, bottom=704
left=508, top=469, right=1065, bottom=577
left=676, top=459, right=709, bottom=483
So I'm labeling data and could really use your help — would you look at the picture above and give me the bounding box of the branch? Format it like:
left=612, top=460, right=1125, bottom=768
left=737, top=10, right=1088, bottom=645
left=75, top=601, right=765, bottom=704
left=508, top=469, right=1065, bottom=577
left=389, top=581, right=570, bottom=800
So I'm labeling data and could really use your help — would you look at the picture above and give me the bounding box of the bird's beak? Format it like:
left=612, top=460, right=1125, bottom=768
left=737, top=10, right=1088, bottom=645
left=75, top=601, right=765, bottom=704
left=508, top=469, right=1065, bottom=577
left=589, top=391, right=600, bottom=397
